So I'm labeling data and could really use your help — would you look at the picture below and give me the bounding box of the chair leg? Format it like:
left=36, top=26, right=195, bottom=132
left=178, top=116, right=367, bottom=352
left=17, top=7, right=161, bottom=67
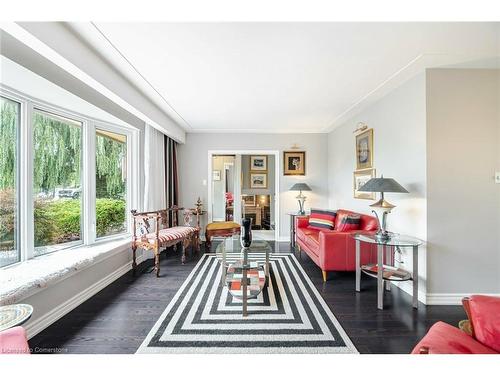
left=205, top=232, right=211, bottom=251
left=154, top=248, right=160, bottom=277
left=322, top=270, right=327, bottom=283
left=132, top=244, right=137, bottom=276
left=181, top=238, right=188, bottom=264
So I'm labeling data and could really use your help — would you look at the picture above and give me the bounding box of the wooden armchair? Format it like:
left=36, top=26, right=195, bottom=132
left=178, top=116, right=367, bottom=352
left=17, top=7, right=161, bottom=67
left=131, top=206, right=201, bottom=277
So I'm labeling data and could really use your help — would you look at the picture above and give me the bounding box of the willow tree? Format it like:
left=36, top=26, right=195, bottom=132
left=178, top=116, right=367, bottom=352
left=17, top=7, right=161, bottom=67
left=1, top=100, right=127, bottom=197
left=0, top=99, right=17, bottom=190
left=0, top=99, right=18, bottom=248
left=96, top=133, right=126, bottom=199
left=33, top=111, right=82, bottom=194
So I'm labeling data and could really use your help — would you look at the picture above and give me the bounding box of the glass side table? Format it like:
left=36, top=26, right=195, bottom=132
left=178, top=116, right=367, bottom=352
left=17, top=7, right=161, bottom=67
left=352, top=233, right=423, bottom=310
left=286, top=212, right=309, bottom=248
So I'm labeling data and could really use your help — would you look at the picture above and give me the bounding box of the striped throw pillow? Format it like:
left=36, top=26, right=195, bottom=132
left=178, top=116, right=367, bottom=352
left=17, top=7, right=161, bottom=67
left=308, top=209, right=337, bottom=230
left=336, top=214, right=361, bottom=232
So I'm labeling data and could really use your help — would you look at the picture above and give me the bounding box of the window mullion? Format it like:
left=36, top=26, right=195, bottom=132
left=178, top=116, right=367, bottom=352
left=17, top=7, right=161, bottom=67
left=20, top=101, right=34, bottom=260
left=129, top=128, right=140, bottom=233
left=83, top=120, right=96, bottom=245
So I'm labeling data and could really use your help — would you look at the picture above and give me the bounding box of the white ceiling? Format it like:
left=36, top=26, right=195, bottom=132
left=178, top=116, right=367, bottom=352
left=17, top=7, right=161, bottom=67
left=76, top=22, right=499, bottom=133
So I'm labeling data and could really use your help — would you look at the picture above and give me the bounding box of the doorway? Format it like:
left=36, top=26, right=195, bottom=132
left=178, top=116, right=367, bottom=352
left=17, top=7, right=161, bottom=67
left=208, top=150, right=279, bottom=242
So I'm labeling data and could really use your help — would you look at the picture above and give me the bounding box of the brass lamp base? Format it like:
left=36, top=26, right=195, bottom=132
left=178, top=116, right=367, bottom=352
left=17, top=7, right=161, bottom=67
left=370, top=193, right=395, bottom=240
left=370, top=198, right=395, bottom=210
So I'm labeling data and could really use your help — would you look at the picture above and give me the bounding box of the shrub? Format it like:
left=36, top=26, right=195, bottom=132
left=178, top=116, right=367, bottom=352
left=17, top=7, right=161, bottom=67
left=32, top=197, right=126, bottom=246
left=2, top=194, right=126, bottom=247
left=34, top=199, right=57, bottom=246
left=96, top=198, right=126, bottom=237
left=0, top=188, right=15, bottom=250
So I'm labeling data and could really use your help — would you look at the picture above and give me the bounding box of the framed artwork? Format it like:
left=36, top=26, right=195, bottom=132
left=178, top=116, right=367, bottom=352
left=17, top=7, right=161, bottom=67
left=353, top=168, right=376, bottom=200
left=242, top=195, right=256, bottom=206
left=355, top=128, right=373, bottom=170
left=283, top=151, right=305, bottom=176
left=212, top=170, right=221, bottom=181
left=250, top=173, right=268, bottom=188
left=250, top=155, right=267, bottom=171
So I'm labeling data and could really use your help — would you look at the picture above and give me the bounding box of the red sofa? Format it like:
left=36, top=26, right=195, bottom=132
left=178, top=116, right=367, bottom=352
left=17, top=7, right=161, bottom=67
left=295, top=209, right=378, bottom=282
left=412, top=295, right=500, bottom=354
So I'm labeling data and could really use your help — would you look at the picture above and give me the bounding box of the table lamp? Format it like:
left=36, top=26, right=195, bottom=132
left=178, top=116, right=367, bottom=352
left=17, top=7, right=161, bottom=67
left=358, top=176, right=408, bottom=240
left=289, top=183, right=312, bottom=215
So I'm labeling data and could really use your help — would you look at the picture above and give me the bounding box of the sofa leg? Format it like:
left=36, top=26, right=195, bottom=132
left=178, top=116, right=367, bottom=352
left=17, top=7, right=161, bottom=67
left=322, top=270, right=327, bottom=283
left=297, top=244, right=301, bottom=258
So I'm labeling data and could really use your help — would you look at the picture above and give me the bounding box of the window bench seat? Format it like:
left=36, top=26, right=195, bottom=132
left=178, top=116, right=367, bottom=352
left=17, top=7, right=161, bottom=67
left=0, top=238, right=131, bottom=306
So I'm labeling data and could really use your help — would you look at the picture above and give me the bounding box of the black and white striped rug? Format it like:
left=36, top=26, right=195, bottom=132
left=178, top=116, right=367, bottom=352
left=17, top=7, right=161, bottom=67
left=137, top=253, right=358, bottom=353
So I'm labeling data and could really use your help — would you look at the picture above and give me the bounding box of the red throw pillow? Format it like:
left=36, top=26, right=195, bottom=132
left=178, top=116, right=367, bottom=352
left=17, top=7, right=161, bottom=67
left=335, top=214, right=361, bottom=232
left=466, top=295, right=500, bottom=352
left=308, top=209, right=336, bottom=230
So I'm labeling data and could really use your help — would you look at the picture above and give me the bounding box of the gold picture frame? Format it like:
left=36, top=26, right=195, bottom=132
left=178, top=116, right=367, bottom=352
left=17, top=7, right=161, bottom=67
left=250, top=155, right=267, bottom=171
left=355, top=128, right=373, bottom=170
left=283, top=151, right=305, bottom=176
left=250, top=173, right=268, bottom=189
left=354, top=168, right=376, bottom=200
left=242, top=195, right=256, bottom=206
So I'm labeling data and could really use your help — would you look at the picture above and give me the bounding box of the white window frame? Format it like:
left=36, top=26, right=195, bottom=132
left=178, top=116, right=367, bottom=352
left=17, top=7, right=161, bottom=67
left=0, top=84, right=139, bottom=267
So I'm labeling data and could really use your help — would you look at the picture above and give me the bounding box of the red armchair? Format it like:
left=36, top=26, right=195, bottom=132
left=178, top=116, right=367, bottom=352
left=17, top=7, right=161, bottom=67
left=412, top=295, right=500, bottom=354
left=295, top=209, right=378, bottom=282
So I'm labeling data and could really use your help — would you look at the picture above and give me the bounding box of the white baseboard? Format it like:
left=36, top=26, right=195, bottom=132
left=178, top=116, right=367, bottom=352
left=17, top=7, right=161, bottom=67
left=25, top=255, right=143, bottom=339
left=390, top=280, right=427, bottom=304
left=426, top=293, right=500, bottom=305
left=393, top=281, right=500, bottom=305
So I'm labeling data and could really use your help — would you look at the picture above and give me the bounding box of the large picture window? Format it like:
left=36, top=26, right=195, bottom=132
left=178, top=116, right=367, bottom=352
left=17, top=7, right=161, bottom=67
left=33, top=109, right=83, bottom=257
left=0, top=86, right=135, bottom=268
left=96, top=129, right=127, bottom=238
left=0, top=97, right=20, bottom=267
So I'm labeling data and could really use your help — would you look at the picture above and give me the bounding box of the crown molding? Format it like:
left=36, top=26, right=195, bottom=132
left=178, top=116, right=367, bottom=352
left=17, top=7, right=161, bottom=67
left=321, top=52, right=499, bottom=133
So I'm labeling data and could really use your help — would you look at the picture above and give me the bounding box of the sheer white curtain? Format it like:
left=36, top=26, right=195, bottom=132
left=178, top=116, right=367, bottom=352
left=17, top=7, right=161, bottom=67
left=143, top=124, right=166, bottom=211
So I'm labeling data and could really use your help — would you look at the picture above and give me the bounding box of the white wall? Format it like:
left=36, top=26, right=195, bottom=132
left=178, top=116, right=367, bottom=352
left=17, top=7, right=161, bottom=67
left=426, top=69, right=500, bottom=296
left=327, top=73, right=428, bottom=300
left=327, top=69, right=500, bottom=303
left=177, top=133, right=329, bottom=240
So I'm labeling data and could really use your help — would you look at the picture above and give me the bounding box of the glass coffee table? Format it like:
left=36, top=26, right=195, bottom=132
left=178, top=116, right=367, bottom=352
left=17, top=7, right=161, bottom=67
left=215, top=237, right=271, bottom=317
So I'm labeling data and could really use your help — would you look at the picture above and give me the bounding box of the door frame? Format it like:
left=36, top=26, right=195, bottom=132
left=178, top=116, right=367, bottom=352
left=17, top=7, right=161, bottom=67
left=207, top=150, right=280, bottom=242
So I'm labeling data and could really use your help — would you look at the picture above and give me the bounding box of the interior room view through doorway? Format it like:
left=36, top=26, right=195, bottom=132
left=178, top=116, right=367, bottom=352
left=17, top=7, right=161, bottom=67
left=208, top=151, right=279, bottom=242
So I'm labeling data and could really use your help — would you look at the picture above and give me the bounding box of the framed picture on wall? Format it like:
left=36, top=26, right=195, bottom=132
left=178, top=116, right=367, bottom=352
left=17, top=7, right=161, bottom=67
left=242, top=195, right=256, bottom=206
left=283, top=151, right=305, bottom=175
left=355, top=128, right=373, bottom=170
left=212, top=170, right=221, bottom=181
left=250, top=155, right=267, bottom=171
left=353, top=168, right=376, bottom=199
left=250, top=173, right=268, bottom=188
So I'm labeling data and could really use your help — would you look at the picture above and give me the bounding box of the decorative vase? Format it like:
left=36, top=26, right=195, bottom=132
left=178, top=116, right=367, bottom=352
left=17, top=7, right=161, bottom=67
left=240, top=218, right=253, bottom=248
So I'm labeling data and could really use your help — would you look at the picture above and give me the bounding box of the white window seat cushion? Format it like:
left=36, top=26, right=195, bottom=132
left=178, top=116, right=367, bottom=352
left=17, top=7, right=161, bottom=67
left=0, top=238, right=130, bottom=305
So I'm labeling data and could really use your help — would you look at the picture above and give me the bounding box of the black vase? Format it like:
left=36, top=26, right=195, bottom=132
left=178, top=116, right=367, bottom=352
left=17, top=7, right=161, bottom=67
left=240, top=218, right=253, bottom=248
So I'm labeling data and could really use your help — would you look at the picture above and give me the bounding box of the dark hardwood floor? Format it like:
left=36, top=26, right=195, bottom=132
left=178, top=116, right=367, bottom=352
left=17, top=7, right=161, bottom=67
left=28, top=242, right=466, bottom=354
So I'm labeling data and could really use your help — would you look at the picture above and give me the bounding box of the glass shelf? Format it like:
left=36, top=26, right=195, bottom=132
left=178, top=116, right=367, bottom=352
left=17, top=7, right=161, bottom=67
left=361, top=264, right=412, bottom=281
left=352, top=233, right=423, bottom=247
